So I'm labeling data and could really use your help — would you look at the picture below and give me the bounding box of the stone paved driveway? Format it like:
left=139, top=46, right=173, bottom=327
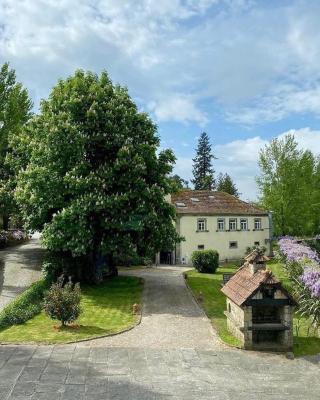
left=0, top=344, right=319, bottom=399
left=0, top=238, right=45, bottom=310
left=87, top=266, right=222, bottom=349
left=0, top=265, right=319, bottom=399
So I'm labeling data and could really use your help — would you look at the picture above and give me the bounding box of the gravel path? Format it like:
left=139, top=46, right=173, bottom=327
left=85, top=265, right=223, bottom=349
left=0, top=238, right=45, bottom=310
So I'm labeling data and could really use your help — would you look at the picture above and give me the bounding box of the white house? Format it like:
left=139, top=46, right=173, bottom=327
left=158, top=190, right=272, bottom=265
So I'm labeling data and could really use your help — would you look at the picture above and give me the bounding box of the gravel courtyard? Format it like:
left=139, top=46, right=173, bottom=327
left=0, top=265, right=319, bottom=399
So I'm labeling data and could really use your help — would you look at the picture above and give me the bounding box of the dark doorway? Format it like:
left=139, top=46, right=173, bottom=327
left=160, top=251, right=172, bottom=264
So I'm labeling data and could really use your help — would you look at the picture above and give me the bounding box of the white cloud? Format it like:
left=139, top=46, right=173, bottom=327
left=149, top=95, right=208, bottom=125
left=174, top=128, right=320, bottom=200
left=2, top=0, right=320, bottom=124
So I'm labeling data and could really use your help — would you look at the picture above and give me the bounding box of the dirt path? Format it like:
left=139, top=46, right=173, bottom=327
left=0, top=238, right=45, bottom=310
left=85, top=265, right=223, bottom=349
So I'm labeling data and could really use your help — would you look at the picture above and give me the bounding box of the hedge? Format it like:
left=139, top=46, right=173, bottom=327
left=0, top=279, right=49, bottom=328
left=191, top=249, right=219, bottom=273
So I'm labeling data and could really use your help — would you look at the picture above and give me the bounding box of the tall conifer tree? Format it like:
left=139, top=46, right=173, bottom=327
left=192, top=132, right=216, bottom=190
left=217, top=173, right=240, bottom=197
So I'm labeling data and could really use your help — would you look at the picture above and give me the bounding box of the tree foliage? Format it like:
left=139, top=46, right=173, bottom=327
left=216, top=173, right=240, bottom=197
left=192, top=132, right=216, bottom=190
left=170, top=174, right=189, bottom=190
left=257, top=134, right=320, bottom=236
left=14, top=70, right=180, bottom=281
left=0, top=63, right=32, bottom=228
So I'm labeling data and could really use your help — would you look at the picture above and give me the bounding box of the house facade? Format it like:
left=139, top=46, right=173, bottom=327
left=159, top=190, right=272, bottom=264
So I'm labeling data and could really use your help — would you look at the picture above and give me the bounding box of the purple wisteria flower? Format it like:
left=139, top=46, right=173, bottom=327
left=300, top=269, right=320, bottom=298
left=278, top=237, right=320, bottom=264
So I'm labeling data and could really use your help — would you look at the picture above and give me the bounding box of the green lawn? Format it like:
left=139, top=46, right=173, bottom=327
left=0, top=276, right=143, bottom=344
left=186, top=262, right=320, bottom=356
left=185, top=265, right=242, bottom=347
left=268, top=261, right=320, bottom=357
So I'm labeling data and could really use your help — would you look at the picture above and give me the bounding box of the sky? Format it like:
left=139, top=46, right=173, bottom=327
left=1, top=0, right=320, bottom=200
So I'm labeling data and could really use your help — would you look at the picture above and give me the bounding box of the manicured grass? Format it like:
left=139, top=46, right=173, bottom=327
left=187, top=261, right=320, bottom=356
left=268, top=261, right=320, bottom=357
left=185, top=265, right=242, bottom=347
left=0, top=276, right=143, bottom=344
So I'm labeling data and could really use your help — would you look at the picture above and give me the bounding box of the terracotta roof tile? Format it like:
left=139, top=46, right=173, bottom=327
left=221, top=264, right=279, bottom=306
left=171, top=190, right=268, bottom=215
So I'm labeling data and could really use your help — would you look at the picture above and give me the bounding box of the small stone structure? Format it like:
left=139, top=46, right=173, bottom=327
left=221, top=250, right=296, bottom=351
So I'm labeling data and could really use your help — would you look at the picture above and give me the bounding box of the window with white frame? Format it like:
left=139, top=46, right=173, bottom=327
left=229, top=218, right=237, bottom=231
left=198, top=244, right=204, bottom=250
left=254, top=218, right=262, bottom=230
left=197, top=218, right=207, bottom=231
left=240, top=218, right=248, bottom=231
left=217, top=218, right=225, bottom=231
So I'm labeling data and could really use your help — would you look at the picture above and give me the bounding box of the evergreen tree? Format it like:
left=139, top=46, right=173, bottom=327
left=170, top=174, right=189, bottom=190
left=192, top=132, right=216, bottom=190
left=0, top=63, right=32, bottom=229
left=217, top=173, right=240, bottom=197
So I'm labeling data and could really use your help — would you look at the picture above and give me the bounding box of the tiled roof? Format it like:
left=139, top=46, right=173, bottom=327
left=221, top=264, right=279, bottom=306
left=171, top=190, right=268, bottom=215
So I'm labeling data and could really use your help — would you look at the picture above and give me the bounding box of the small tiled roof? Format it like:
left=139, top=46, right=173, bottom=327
left=171, top=190, right=268, bottom=215
left=221, top=264, right=280, bottom=306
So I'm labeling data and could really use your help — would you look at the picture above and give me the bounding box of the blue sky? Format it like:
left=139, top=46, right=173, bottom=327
left=1, top=0, right=320, bottom=199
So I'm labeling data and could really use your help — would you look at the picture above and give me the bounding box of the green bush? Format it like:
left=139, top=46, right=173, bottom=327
left=191, top=249, right=219, bottom=273
left=44, top=277, right=81, bottom=326
left=0, top=280, right=48, bottom=328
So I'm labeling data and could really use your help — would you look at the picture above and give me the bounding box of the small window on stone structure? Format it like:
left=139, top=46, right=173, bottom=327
left=229, top=241, right=238, bottom=249
left=240, top=218, right=248, bottom=230
left=217, top=218, right=225, bottom=231
left=198, top=245, right=204, bottom=250
left=229, top=218, right=237, bottom=231
left=228, top=303, right=231, bottom=313
left=254, top=241, right=260, bottom=246
left=254, top=218, right=262, bottom=230
left=197, top=218, right=207, bottom=231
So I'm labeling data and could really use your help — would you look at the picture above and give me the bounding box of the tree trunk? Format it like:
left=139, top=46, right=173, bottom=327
left=107, top=254, right=118, bottom=277
left=2, top=214, right=9, bottom=230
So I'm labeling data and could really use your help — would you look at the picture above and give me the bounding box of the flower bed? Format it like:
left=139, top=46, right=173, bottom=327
left=278, top=236, right=320, bottom=331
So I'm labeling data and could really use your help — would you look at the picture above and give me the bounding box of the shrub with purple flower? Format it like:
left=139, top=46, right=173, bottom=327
left=300, top=268, right=320, bottom=298
left=278, top=236, right=320, bottom=328
left=11, top=230, right=27, bottom=241
left=278, top=237, right=319, bottom=264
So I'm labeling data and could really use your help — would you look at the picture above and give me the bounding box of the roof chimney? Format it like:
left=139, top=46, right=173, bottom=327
left=244, top=249, right=269, bottom=275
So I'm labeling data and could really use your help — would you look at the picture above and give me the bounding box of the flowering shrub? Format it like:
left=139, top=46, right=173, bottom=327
left=278, top=237, right=319, bottom=264
left=10, top=230, right=27, bottom=241
left=44, top=276, right=81, bottom=327
left=300, top=268, right=320, bottom=298
left=278, top=236, right=320, bottom=330
left=0, top=231, right=8, bottom=248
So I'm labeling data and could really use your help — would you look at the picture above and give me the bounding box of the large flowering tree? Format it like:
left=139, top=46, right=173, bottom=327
left=14, top=70, right=180, bottom=281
